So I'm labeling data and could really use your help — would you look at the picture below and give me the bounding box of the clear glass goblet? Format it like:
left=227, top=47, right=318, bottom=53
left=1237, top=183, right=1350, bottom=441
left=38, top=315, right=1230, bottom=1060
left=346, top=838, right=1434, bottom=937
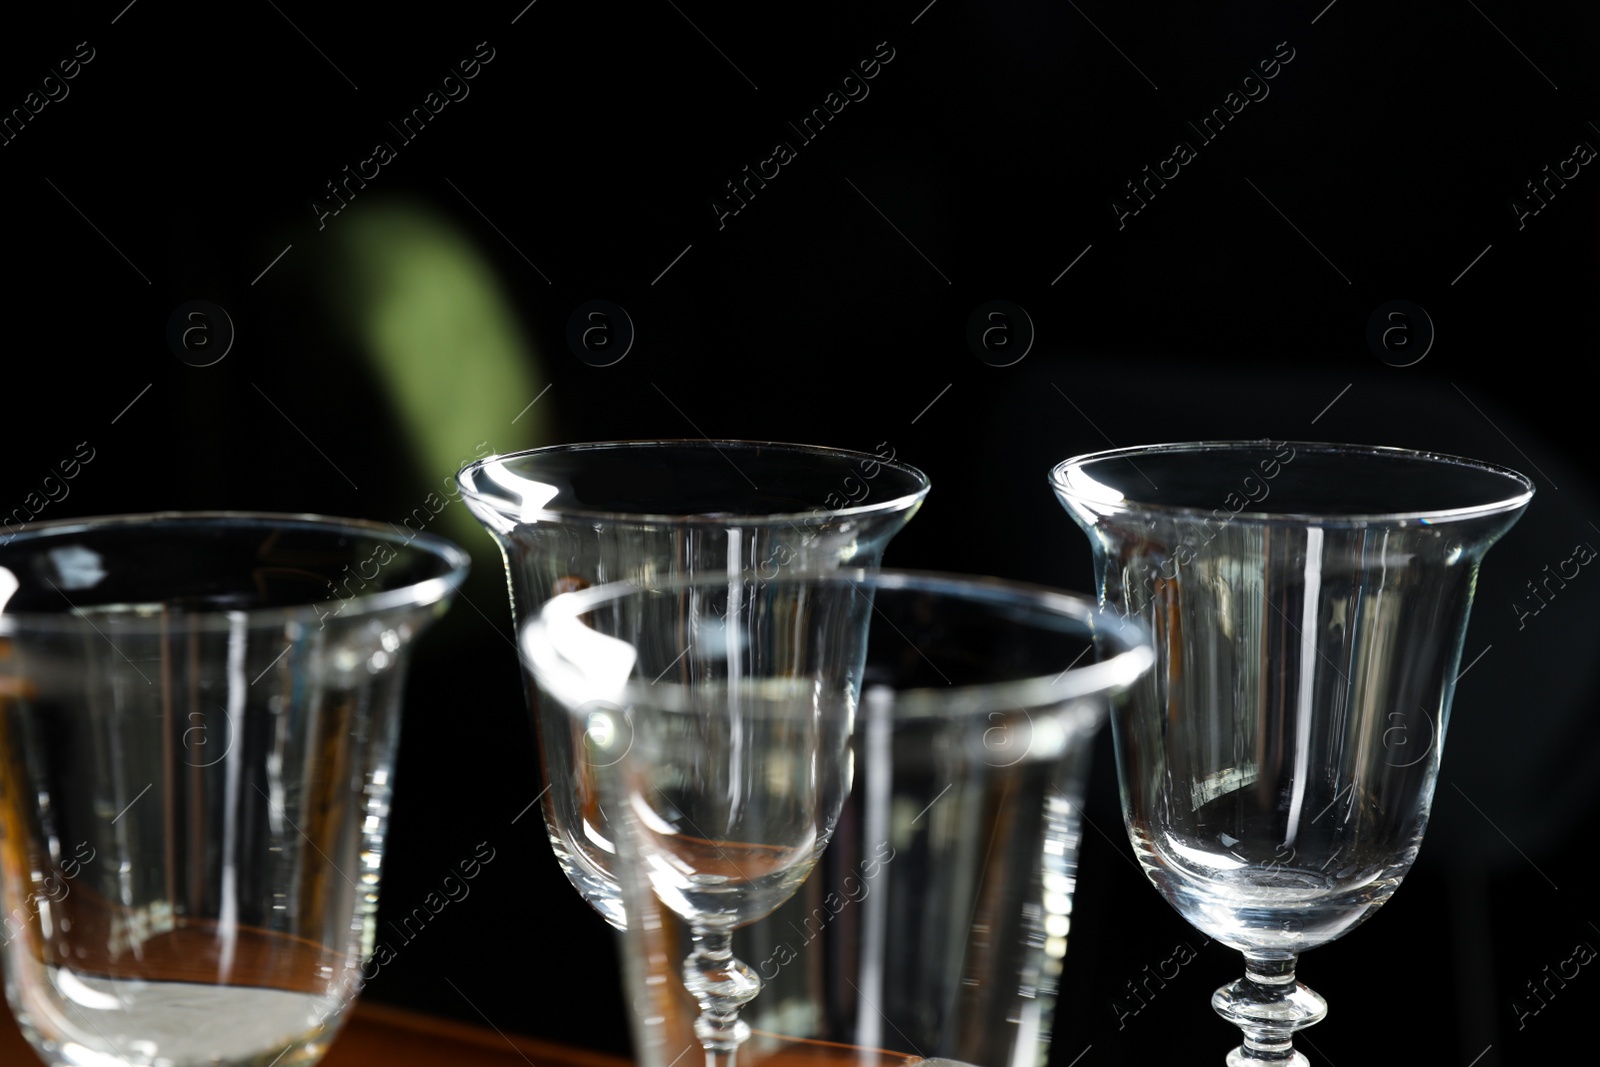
left=457, top=440, right=930, bottom=928
left=0, top=512, right=467, bottom=1067
left=574, top=571, right=1153, bottom=1067
left=523, top=569, right=894, bottom=1067
left=1052, top=441, right=1533, bottom=1065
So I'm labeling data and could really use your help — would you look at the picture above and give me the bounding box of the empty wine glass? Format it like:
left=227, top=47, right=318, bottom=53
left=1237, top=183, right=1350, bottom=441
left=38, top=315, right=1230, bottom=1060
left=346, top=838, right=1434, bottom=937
left=0, top=513, right=467, bottom=1067
left=458, top=440, right=929, bottom=928
left=1052, top=441, right=1532, bottom=1065
left=592, top=571, right=1154, bottom=1067
left=523, top=570, right=885, bottom=1067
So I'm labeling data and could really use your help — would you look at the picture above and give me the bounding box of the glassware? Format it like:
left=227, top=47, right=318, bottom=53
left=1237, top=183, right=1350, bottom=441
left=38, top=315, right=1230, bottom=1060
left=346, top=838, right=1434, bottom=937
left=0, top=512, right=467, bottom=1067
left=458, top=440, right=929, bottom=928
left=554, top=570, right=1152, bottom=1067
left=524, top=568, right=874, bottom=1067
left=1051, top=441, right=1533, bottom=1065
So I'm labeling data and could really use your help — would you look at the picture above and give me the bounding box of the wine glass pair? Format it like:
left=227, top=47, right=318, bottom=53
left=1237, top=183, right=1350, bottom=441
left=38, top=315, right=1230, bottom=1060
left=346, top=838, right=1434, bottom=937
left=464, top=441, right=1151, bottom=1067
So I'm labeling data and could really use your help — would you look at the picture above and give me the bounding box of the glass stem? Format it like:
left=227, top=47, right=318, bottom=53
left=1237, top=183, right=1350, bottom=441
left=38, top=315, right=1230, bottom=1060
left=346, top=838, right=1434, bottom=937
left=682, top=924, right=760, bottom=1067
left=1211, top=952, right=1328, bottom=1067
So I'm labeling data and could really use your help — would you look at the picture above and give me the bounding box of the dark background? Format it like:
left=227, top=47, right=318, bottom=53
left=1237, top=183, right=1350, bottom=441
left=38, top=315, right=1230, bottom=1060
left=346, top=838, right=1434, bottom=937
left=4, top=2, right=1598, bottom=1064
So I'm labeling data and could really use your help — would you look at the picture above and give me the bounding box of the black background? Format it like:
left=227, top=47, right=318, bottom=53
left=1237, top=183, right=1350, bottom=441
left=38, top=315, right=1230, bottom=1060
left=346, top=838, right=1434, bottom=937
left=4, top=2, right=1598, bottom=1064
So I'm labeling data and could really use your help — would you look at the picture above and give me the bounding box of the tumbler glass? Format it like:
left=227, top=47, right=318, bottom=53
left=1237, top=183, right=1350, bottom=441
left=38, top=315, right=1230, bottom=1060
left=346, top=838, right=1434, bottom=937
left=0, top=512, right=467, bottom=1067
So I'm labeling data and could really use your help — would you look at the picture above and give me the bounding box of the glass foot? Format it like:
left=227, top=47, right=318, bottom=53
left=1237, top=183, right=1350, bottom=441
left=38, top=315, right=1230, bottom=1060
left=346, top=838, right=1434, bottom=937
left=1225, top=1051, right=1310, bottom=1067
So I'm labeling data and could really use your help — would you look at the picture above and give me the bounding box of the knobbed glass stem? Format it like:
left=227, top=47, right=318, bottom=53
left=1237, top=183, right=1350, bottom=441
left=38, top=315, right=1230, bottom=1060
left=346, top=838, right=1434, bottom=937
left=682, top=926, right=760, bottom=1067
left=1211, top=954, right=1327, bottom=1066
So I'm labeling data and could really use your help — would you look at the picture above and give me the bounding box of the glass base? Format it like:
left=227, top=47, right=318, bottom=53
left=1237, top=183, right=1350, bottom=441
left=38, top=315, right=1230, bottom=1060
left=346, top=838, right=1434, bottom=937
left=1225, top=1050, right=1310, bottom=1067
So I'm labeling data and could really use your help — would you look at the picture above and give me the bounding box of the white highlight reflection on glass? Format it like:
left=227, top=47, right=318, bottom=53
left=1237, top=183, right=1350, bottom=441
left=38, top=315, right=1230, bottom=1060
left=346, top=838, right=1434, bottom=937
left=47, top=545, right=107, bottom=590
left=482, top=460, right=561, bottom=525
left=51, top=969, right=124, bottom=1012
left=0, top=566, right=17, bottom=613
left=1062, top=467, right=1123, bottom=507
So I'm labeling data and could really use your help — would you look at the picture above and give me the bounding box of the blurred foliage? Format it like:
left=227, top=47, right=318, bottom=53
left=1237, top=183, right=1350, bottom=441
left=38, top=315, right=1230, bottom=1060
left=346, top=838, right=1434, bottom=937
left=326, top=197, right=545, bottom=550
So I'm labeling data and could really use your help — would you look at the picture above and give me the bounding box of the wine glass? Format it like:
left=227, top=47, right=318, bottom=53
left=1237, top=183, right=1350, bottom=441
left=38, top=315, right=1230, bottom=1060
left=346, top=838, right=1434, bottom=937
left=458, top=439, right=930, bottom=927
left=0, top=513, right=467, bottom=1067
left=1051, top=441, right=1533, bottom=1065
left=583, top=571, right=1153, bottom=1067
left=523, top=569, right=885, bottom=1067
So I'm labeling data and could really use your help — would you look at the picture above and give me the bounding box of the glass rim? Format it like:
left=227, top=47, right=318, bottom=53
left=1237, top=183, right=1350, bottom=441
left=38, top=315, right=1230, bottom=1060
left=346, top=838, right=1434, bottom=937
left=456, top=439, right=932, bottom=526
left=0, top=510, right=470, bottom=632
left=523, top=567, right=1154, bottom=714
left=1050, top=439, right=1536, bottom=526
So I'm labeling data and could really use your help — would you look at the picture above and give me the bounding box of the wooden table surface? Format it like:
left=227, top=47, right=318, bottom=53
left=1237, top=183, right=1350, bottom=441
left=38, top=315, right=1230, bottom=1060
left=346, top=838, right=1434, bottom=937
left=1, top=997, right=921, bottom=1067
left=1, top=997, right=633, bottom=1067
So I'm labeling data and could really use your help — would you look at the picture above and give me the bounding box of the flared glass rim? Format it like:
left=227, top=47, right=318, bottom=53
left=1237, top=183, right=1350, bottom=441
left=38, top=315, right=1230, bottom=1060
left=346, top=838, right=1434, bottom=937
left=524, top=568, right=1154, bottom=717
left=1050, top=440, right=1536, bottom=526
left=0, top=511, right=471, bottom=633
left=456, top=439, right=932, bottom=527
